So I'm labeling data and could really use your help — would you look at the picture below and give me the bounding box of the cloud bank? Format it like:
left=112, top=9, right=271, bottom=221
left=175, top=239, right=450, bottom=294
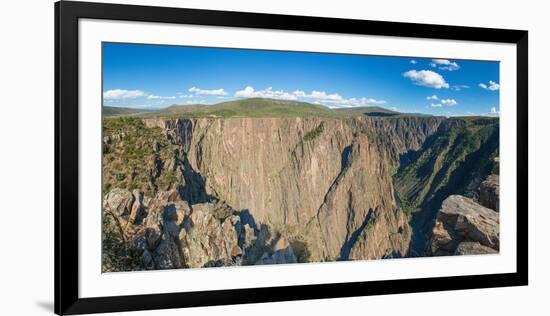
left=189, top=87, right=227, bottom=95
left=430, top=59, right=460, bottom=71
left=234, top=86, right=386, bottom=108
left=103, top=89, right=146, bottom=100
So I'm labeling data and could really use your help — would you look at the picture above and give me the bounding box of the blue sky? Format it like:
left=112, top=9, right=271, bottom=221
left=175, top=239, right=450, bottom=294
left=103, top=42, right=500, bottom=116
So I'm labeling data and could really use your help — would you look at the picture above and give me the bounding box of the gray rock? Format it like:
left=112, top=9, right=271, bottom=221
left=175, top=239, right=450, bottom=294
left=479, top=175, right=499, bottom=212
left=178, top=202, right=240, bottom=268
left=431, top=195, right=499, bottom=255
left=104, top=188, right=134, bottom=218
left=129, top=190, right=145, bottom=224
left=454, top=242, right=498, bottom=255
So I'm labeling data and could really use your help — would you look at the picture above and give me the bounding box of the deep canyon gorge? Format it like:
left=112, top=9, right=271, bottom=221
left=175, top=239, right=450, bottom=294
left=101, top=100, right=500, bottom=271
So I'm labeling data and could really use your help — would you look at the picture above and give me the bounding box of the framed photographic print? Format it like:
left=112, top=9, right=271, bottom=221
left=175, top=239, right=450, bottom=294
left=55, top=1, right=528, bottom=314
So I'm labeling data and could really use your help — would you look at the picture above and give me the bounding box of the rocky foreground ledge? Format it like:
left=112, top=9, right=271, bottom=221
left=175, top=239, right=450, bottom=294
left=430, top=175, right=500, bottom=256
left=103, top=187, right=298, bottom=271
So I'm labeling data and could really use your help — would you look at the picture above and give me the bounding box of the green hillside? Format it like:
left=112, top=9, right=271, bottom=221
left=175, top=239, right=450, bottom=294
left=128, top=98, right=421, bottom=119
left=139, top=98, right=336, bottom=118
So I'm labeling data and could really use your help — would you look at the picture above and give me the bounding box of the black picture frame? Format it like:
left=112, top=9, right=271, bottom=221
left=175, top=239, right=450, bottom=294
left=55, top=1, right=528, bottom=314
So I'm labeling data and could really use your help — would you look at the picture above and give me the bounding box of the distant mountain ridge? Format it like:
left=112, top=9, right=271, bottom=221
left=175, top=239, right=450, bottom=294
left=105, top=98, right=416, bottom=119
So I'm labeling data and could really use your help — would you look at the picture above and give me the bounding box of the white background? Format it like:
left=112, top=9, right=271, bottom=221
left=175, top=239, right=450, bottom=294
left=0, top=0, right=546, bottom=315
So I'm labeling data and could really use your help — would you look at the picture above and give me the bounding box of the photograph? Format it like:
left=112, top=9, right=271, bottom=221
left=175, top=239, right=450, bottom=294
left=101, top=43, right=501, bottom=272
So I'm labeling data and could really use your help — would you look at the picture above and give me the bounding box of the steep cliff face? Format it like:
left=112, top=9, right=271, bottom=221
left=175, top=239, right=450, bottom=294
left=140, top=116, right=442, bottom=262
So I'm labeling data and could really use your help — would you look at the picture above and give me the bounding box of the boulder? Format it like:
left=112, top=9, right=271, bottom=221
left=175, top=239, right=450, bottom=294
left=178, top=203, right=240, bottom=268
left=479, top=175, right=499, bottom=212
left=454, top=242, right=498, bottom=255
left=153, top=234, right=184, bottom=269
left=104, top=188, right=134, bottom=218
left=430, top=195, right=499, bottom=255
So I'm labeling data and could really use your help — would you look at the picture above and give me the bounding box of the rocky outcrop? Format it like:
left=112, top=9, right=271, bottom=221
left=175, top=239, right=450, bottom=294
left=178, top=202, right=241, bottom=268
left=430, top=195, right=499, bottom=256
left=479, top=175, right=499, bottom=211
left=454, top=242, right=497, bottom=255
left=103, top=185, right=298, bottom=270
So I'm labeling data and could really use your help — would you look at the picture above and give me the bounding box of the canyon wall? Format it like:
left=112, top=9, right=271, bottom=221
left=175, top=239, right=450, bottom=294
left=139, top=116, right=443, bottom=263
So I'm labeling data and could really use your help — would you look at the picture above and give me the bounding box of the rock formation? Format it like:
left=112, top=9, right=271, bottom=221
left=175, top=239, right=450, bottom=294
left=480, top=174, right=499, bottom=211
left=430, top=195, right=499, bottom=256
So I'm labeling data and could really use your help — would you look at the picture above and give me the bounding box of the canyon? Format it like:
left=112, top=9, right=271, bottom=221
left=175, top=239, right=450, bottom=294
left=101, top=99, right=499, bottom=271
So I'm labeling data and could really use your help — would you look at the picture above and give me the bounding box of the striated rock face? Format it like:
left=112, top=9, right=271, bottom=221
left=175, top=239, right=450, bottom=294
left=162, top=117, right=443, bottom=262
left=314, top=134, right=410, bottom=260
left=479, top=175, right=499, bottom=212
left=430, top=195, right=499, bottom=256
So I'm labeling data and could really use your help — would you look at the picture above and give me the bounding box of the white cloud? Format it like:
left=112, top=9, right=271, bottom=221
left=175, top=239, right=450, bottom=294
left=103, top=89, right=146, bottom=99
left=189, top=86, right=227, bottom=95
left=234, top=86, right=386, bottom=108
left=430, top=59, right=460, bottom=71
left=452, top=85, right=469, bottom=91
left=403, top=70, right=449, bottom=89
left=178, top=94, right=194, bottom=98
left=292, top=90, right=306, bottom=97
left=324, top=97, right=386, bottom=108
left=489, top=106, right=500, bottom=116
left=147, top=95, right=176, bottom=100
left=431, top=103, right=443, bottom=108
left=441, top=98, right=458, bottom=106
left=234, top=86, right=298, bottom=100
left=309, top=90, right=343, bottom=101
left=426, top=95, right=439, bottom=100
left=479, top=81, right=500, bottom=91
left=410, top=60, right=417, bottom=64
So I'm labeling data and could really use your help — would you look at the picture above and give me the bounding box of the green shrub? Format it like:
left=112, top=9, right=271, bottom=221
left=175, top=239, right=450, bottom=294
left=303, top=122, right=325, bottom=141
left=290, top=239, right=311, bottom=263
left=101, top=213, right=143, bottom=272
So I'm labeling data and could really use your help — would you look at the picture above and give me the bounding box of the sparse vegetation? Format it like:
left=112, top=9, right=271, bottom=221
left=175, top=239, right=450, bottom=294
left=303, top=122, right=325, bottom=141
left=394, top=117, right=499, bottom=212
left=102, top=213, right=143, bottom=272
left=289, top=239, right=311, bottom=263
left=103, top=117, right=182, bottom=196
